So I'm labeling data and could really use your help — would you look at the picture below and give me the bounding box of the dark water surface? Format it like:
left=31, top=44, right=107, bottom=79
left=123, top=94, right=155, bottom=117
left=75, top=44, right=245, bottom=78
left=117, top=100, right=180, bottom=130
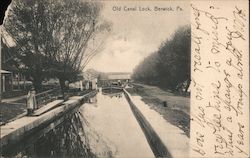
left=1, top=94, right=110, bottom=158
left=2, top=109, right=97, bottom=157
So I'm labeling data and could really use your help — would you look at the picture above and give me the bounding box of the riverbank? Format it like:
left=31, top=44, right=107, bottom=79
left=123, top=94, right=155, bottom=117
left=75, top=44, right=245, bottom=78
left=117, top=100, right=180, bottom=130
left=0, top=87, right=59, bottom=125
left=0, top=102, right=26, bottom=125
left=0, top=90, right=97, bottom=155
left=0, top=88, right=92, bottom=125
left=124, top=89, right=189, bottom=158
left=126, top=83, right=190, bottom=137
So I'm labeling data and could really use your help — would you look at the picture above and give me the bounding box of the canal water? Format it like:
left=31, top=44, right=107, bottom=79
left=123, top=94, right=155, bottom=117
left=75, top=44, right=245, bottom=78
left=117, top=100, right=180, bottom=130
left=2, top=90, right=154, bottom=158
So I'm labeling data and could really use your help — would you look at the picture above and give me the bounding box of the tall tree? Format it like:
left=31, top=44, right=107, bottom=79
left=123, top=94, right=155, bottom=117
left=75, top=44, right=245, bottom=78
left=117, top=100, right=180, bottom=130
left=4, top=0, right=110, bottom=91
left=158, top=26, right=191, bottom=90
left=132, top=25, right=191, bottom=92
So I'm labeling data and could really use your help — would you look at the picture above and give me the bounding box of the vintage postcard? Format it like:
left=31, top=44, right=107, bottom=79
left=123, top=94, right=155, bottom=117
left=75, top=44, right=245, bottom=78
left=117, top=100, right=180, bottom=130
left=0, top=0, right=249, bottom=158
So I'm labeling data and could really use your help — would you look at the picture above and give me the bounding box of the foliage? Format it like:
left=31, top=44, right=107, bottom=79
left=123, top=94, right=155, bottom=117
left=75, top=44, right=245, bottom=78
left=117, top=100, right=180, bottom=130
left=132, top=25, right=191, bottom=92
left=4, top=0, right=110, bottom=91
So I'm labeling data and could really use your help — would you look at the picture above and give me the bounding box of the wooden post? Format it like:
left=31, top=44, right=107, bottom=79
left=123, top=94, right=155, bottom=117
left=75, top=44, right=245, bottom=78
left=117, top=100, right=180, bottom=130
left=2, top=75, right=5, bottom=92
left=11, top=72, right=13, bottom=91
left=17, top=73, right=20, bottom=90
left=24, top=75, right=26, bottom=90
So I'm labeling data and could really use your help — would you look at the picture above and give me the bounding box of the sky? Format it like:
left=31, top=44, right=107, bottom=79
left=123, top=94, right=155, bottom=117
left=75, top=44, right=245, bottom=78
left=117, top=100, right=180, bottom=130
left=85, top=1, right=190, bottom=73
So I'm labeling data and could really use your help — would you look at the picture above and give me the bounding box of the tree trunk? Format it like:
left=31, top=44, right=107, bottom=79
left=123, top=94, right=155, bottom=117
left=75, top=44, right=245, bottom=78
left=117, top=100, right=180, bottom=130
left=33, top=76, right=42, bottom=92
left=30, top=63, right=43, bottom=92
left=59, top=78, right=66, bottom=99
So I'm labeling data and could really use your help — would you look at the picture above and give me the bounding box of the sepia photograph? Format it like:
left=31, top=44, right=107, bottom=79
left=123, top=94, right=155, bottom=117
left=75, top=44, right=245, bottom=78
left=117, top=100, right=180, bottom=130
left=0, top=0, right=249, bottom=158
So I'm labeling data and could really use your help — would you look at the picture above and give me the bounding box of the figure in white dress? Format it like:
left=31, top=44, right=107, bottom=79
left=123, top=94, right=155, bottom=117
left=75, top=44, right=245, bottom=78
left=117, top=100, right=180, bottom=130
left=27, top=87, right=37, bottom=115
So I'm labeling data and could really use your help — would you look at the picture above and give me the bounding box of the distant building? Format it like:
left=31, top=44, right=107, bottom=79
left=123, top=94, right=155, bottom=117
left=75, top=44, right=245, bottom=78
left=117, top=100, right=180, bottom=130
left=82, top=70, right=98, bottom=90
left=107, top=72, right=131, bottom=80
left=99, top=72, right=131, bottom=87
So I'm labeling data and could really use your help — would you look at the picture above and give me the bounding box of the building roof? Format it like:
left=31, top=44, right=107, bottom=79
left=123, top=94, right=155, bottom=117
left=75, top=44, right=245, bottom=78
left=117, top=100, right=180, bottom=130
left=2, top=27, right=16, bottom=48
left=99, top=72, right=131, bottom=80
left=105, top=72, right=131, bottom=75
left=1, top=69, right=11, bottom=74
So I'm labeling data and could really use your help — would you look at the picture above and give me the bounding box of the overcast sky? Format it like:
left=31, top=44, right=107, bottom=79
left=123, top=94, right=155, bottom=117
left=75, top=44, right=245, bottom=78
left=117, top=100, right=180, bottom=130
left=86, top=1, right=190, bottom=73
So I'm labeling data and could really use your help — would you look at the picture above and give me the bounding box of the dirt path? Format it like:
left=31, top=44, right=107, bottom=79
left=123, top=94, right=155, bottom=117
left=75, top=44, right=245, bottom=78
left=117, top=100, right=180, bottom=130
left=124, top=91, right=172, bottom=158
left=126, top=83, right=190, bottom=137
left=131, top=83, right=190, bottom=115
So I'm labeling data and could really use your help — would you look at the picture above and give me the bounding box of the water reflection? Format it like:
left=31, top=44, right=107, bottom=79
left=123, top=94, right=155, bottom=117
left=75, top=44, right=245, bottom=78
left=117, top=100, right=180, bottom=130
left=102, top=92, right=123, bottom=98
left=2, top=90, right=151, bottom=158
left=1, top=95, right=115, bottom=158
left=2, top=110, right=97, bottom=158
left=101, top=87, right=123, bottom=96
left=101, top=87, right=123, bottom=99
left=81, top=92, right=154, bottom=157
left=32, top=111, right=95, bottom=158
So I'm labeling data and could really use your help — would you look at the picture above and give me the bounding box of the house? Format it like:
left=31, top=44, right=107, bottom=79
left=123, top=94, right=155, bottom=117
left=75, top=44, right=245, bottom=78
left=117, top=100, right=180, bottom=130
left=0, top=69, right=12, bottom=92
left=1, top=27, right=18, bottom=93
left=82, top=70, right=98, bottom=90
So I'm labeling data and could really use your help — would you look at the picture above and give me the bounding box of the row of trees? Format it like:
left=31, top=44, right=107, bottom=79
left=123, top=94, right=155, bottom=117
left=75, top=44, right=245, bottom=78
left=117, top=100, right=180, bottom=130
left=3, top=0, right=111, bottom=91
left=132, top=26, right=191, bottom=92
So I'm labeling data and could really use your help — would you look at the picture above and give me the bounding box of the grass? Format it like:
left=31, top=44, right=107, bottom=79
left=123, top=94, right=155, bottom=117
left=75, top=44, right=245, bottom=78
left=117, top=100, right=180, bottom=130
left=0, top=102, right=27, bottom=124
left=126, top=83, right=190, bottom=137
left=0, top=89, right=93, bottom=125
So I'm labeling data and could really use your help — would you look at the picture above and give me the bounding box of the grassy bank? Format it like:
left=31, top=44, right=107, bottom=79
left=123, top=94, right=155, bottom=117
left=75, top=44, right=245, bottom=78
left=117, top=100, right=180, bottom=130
left=0, top=102, right=27, bottom=124
left=126, top=83, right=190, bottom=137
left=0, top=89, right=91, bottom=125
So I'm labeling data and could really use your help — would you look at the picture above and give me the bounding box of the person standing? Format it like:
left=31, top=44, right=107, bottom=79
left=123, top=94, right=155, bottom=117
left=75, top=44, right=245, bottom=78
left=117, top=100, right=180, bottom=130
left=65, top=80, right=69, bottom=92
left=26, top=86, right=37, bottom=115
left=31, top=87, right=37, bottom=110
